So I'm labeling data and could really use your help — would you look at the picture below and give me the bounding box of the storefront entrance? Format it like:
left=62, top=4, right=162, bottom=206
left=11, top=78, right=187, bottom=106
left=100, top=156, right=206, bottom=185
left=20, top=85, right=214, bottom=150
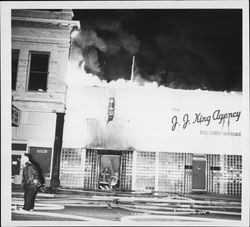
left=98, top=154, right=121, bottom=190
left=192, top=156, right=206, bottom=192
left=11, top=143, right=27, bottom=184
left=100, top=155, right=121, bottom=177
left=12, top=155, right=21, bottom=176
left=84, top=149, right=133, bottom=191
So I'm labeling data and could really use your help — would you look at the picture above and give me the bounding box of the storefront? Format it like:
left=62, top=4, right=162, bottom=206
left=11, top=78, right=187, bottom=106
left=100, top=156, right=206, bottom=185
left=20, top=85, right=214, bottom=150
left=60, top=85, right=242, bottom=195
left=11, top=110, right=56, bottom=186
left=60, top=132, right=134, bottom=191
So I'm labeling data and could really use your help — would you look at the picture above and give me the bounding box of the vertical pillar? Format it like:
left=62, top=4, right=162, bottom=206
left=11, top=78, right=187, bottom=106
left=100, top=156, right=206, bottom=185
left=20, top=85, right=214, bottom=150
left=81, top=149, right=86, bottom=188
left=220, top=154, right=225, bottom=194
left=155, top=151, right=159, bottom=192
left=132, top=150, right=137, bottom=191
left=51, top=113, right=65, bottom=189
left=184, top=153, right=186, bottom=195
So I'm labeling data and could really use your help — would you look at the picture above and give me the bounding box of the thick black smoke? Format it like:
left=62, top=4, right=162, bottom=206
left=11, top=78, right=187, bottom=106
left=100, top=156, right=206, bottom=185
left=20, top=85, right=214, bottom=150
left=72, top=9, right=242, bottom=91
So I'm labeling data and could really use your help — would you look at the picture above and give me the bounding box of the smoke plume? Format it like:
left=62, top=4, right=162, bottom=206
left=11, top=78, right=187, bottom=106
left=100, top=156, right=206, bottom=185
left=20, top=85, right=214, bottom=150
left=71, top=9, right=242, bottom=91
left=70, top=11, right=141, bottom=78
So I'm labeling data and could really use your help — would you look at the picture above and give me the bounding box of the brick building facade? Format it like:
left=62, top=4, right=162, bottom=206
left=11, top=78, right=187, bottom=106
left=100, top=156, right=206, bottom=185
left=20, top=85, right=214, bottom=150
left=11, top=9, right=79, bottom=188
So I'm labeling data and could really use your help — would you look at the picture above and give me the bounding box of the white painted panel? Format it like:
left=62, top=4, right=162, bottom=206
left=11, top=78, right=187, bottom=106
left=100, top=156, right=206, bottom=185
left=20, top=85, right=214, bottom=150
left=63, top=86, right=242, bottom=155
left=12, top=111, right=56, bottom=145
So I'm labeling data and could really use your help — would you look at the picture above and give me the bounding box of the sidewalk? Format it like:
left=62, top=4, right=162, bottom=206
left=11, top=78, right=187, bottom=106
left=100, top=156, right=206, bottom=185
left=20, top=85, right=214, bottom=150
left=12, top=184, right=241, bottom=202
left=11, top=184, right=242, bottom=222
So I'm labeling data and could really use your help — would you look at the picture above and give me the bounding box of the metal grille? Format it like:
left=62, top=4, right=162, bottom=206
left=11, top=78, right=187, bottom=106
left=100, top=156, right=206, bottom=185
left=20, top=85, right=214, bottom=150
left=207, top=154, right=221, bottom=194
left=84, top=149, right=98, bottom=189
left=120, top=151, right=133, bottom=190
left=60, top=148, right=85, bottom=188
left=224, top=155, right=242, bottom=195
left=158, top=153, right=192, bottom=193
left=207, top=154, right=242, bottom=195
left=184, top=153, right=193, bottom=194
left=135, top=152, right=156, bottom=191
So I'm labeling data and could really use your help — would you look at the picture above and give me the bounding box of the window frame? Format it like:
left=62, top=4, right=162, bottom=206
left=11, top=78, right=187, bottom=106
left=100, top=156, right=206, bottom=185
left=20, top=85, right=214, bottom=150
left=12, top=49, right=20, bottom=90
left=27, top=51, right=50, bottom=92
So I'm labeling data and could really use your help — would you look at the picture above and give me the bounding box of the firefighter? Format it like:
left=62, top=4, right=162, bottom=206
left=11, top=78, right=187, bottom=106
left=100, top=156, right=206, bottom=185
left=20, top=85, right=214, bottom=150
left=110, top=172, right=119, bottom=190
left=20, top=154, right=44, bottom=211
left=99, top=167, right=110, bottom=190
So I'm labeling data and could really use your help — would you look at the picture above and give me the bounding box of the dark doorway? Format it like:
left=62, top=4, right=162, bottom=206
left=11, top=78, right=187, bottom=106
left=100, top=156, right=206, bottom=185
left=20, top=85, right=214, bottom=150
left=84, top=149, right=133, bottom=191
left=12, top=155, right=21, bottom=176
left=100, top=155, right=120, bottom=177
left=97, top=151, right=121, bottom=190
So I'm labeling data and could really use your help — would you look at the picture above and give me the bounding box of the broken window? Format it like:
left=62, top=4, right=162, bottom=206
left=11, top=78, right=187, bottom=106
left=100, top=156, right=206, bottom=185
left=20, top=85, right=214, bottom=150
left=12, top=49, right=19, bottom=90
left=28, top=52, right=50, bottom=91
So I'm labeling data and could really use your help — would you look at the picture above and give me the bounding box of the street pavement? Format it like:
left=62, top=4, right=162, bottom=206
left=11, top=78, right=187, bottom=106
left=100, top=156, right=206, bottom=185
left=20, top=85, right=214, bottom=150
left=11, top=188, right=242, bottom=225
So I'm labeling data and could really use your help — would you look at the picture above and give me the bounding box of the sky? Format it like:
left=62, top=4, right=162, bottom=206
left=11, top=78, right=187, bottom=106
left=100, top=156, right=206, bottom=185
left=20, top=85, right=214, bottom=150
left=71, top=9, right=242, bottom=91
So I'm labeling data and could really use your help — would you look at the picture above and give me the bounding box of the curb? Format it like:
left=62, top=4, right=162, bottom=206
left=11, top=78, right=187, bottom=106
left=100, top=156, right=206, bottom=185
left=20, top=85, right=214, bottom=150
left=12, top=192, right=56, bottom=198
left=12, top=209, right=115, bottom=222
left=120, top=214, right=242, bottom=223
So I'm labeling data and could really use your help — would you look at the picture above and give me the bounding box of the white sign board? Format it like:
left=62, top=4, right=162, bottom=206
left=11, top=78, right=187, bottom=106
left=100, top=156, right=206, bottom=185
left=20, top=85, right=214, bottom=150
left=63, top=86, right=242, bottom=155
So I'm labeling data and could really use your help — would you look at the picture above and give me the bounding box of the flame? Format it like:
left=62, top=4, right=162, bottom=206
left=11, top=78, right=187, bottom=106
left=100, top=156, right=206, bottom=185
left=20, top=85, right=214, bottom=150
left=70, top=30, right=79, bottom=40
left=66, top=59, right=161, bottom=89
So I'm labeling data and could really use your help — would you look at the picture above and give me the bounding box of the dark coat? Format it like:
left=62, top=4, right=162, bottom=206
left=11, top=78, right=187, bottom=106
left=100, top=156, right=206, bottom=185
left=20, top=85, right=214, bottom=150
left=22, top=162, right=44, bottom=188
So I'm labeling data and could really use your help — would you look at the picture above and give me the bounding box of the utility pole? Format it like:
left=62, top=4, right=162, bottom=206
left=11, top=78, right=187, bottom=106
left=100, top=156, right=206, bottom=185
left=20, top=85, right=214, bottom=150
left=130, top=56, right=135, bottom=82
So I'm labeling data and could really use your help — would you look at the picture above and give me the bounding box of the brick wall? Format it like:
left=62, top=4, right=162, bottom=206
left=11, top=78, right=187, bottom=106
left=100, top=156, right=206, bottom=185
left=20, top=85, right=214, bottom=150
left=11, top=9, right=77, bottom=113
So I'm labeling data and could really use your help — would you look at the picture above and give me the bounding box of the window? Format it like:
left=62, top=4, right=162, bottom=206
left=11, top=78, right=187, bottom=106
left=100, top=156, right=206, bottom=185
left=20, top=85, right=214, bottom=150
left=29, top=146, right=52, bottom=178
left=12, top=49, right=19, bottom=90
left=28, top=52, right=50, bottom=91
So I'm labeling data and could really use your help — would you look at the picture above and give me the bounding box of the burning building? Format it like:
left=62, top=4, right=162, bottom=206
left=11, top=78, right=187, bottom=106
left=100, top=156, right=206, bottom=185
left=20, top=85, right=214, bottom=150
left=60, top=64, right=242, bottom=195
left=10, top=9, right=242, bottom=195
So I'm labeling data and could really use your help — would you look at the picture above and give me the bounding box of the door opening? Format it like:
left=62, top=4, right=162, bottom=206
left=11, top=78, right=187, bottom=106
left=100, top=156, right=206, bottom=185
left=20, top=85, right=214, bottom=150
left=98, top=154, right=120, bottom=190
left=192, top=157, right=206, bottom=192
left=84, top=149, right=133, bottom=191
left=12, top=155, right=21, bottom=176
